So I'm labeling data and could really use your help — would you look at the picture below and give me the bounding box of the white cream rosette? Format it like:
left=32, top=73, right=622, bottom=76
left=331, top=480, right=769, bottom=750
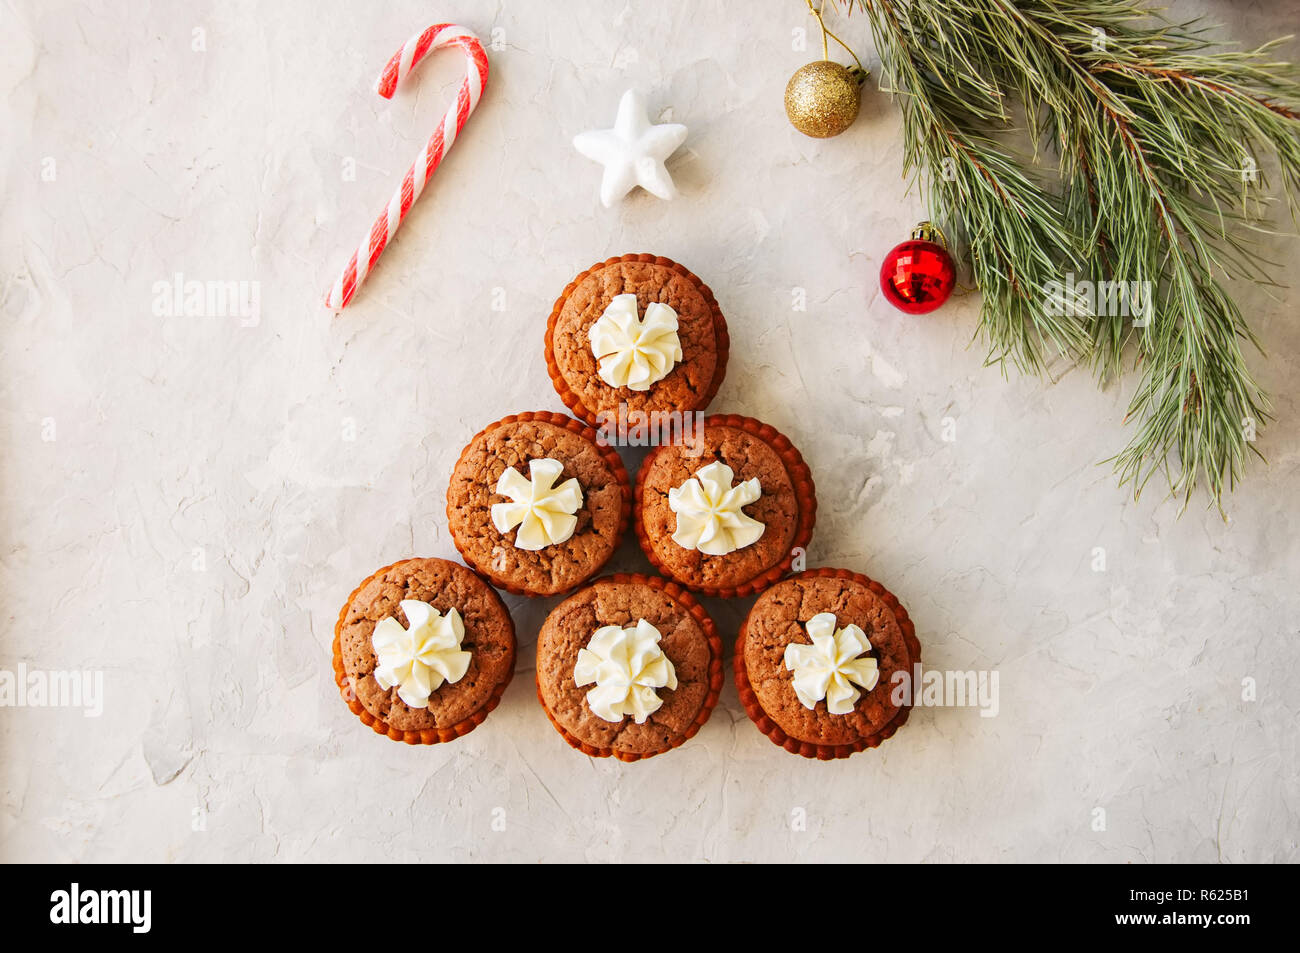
left=588, top=293, right=683, bottom=391
left=372, top=600, right=472, bottom=708
left=573, top=618, right=678, bottom=723
left=668, top=460, right=764, bottom=556
left=491, top=457, right=584, bottom=550
left=783, top=612, right=880, bottom=715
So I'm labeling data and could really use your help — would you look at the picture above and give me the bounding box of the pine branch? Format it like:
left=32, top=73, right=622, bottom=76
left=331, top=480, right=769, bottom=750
left=855, top=0, right=1300, bottom=510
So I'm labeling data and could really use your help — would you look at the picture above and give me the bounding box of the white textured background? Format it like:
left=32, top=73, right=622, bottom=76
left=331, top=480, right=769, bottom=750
left=2, top=0, right=1298, bottom=863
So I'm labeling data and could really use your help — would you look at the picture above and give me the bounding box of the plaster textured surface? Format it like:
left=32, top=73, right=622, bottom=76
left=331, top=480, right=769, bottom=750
left=1, top=0, right=1297, bottom=862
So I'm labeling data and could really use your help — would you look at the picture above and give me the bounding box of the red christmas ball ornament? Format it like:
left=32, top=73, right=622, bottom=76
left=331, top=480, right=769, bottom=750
left=879, top=222, right=956, bottom=314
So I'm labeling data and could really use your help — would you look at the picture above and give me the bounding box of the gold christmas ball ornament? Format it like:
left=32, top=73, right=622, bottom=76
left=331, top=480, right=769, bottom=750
left=784, top=61, right=866, bottom=138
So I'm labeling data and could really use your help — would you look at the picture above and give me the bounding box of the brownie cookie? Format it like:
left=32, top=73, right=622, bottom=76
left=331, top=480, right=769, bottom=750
left=535, top=574, right=723, bottom=762
left=447, top=412, right=630, bottom=597
left=635, top=414, right=816, bottom=597
left=735, top=568, right=921, bottom=760
left=545, top=254, right=729, bottom=427
left=332, top=557, right=516, bottom=745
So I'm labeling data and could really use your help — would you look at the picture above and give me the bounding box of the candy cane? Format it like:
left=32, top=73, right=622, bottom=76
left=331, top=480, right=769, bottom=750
left=324, top=24, right=489, bottom=311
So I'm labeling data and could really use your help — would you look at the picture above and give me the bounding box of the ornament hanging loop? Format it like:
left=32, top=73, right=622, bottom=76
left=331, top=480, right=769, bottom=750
left=804, top=0, right=867, bottom=76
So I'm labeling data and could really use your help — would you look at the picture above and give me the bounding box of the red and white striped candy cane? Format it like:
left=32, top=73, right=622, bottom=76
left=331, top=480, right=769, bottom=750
left=324, top=24, right=489, bottom=311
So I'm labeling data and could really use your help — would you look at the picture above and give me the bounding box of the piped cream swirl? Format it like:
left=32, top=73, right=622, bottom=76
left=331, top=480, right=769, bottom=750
left=372, top=601, right=472, bottom=708
left=784, top=612, right=879, bottom=714
left=573, top=618, right=678, bottom=723
left=668, top=460, right=764, bottom=556
left=588, top=293, right=682, bottom=391
left=491, top=457, right=583, bottom=550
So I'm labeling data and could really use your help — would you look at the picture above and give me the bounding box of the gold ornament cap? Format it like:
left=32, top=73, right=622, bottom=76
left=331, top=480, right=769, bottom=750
left=910, top=221, right=949, bottom=247
left=785, top=61, right=866, bottom=138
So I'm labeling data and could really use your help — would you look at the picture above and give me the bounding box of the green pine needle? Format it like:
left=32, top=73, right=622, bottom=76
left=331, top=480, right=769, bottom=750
left=856, top=0, right=1300, bottom=511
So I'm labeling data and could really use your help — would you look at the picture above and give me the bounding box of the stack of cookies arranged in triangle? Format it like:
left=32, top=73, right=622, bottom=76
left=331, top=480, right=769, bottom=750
left=332, top=254, right=921, bottom=761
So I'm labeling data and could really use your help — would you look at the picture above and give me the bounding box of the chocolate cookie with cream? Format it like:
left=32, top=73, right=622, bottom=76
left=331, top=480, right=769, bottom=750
left=735, top=567, right=921, bottom=759
left=634, top=414, right=816, bottom=598
left=332, top=557, right=516, bottom=745
left=446, top=411, right=631, bottom=597
left=535, top=574, right=723, bottom=762
left=545, top=254, right=730, bottom=428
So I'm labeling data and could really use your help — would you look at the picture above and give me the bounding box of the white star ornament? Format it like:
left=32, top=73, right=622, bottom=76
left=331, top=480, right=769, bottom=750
left=572, top=89, right=688, bottom=208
